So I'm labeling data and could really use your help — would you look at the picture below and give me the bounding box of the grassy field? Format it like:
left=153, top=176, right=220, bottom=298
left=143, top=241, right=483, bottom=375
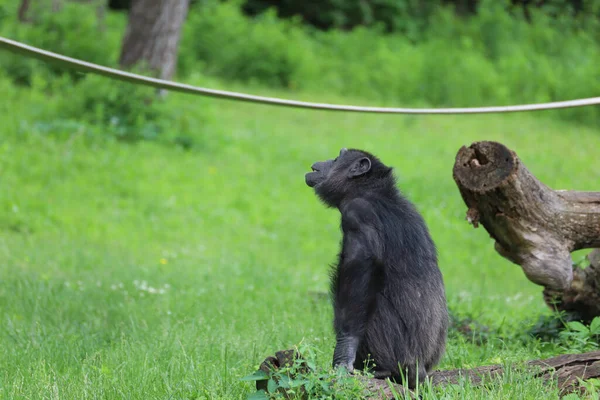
left=1, top=77, right=600, bottom=399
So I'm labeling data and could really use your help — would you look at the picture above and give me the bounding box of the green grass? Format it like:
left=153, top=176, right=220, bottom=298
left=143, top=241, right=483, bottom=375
left=1, top=76, right=600, bottom=399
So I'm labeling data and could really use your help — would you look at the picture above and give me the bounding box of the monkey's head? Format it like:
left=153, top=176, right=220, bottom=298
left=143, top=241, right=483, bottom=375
left=305, top=148, right=394, bottom=208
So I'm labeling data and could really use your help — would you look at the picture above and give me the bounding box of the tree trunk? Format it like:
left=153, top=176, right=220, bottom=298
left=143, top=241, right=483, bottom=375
left=452, top=141, right=600, bottom=320
left=18, top=0, right=32, bottom=22
left=119, top=0, right=190, bottom=81
left=255, top=349, right=600, bottom=399
left=51, top=0, right=61, bottom=12
left=96, top=1, right=106, bottom=32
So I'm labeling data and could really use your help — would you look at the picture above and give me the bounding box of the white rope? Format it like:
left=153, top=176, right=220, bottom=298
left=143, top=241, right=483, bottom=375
left=1, top=36, right=600, bottom=115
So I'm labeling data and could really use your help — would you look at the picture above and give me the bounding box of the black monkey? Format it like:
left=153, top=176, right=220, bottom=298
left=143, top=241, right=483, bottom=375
left=305, top=148, right=448, bottom=388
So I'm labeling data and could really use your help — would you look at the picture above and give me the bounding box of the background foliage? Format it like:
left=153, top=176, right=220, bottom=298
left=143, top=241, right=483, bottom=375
left=1, top=0, right=599, bottom=135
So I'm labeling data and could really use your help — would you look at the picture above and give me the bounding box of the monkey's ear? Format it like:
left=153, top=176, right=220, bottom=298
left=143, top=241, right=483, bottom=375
left=348, top=157, right=371, bottom=178
left=339, top=148, right=348, bottom=157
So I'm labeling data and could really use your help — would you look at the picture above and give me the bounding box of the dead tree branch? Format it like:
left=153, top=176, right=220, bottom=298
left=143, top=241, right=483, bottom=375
left=452, top=141, right=600, bottom=318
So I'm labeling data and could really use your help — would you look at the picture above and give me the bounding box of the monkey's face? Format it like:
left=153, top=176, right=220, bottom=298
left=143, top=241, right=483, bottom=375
left=305, top=148, right=375, bottom=208
left=305, top=148, right=348, bottom=188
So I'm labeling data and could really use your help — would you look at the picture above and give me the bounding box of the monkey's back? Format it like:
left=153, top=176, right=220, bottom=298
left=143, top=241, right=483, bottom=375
left=363, top=192, right=448, bottom=374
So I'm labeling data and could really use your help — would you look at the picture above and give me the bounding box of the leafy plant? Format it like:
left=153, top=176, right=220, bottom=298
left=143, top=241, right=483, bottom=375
left=558, top=317, right=600, bottom=353
left=241, top=344, right=372, bottom=399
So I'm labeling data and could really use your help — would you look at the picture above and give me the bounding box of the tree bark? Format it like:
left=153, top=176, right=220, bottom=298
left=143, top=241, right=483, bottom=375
left=119, top=0, right=190, bottom=81
left=544, top=249, right=600, bottom=322
left=256, top=349, right=600, bottom=399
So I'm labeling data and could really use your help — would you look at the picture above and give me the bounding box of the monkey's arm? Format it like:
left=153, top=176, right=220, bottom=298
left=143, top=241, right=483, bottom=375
left=332, top=200, right=380, bottom=372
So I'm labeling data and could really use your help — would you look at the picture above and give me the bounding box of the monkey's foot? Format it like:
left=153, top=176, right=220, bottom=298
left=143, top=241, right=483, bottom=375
left=372, top=370, right=392, bottom=379
left=333, top=362, right=355, bottom=374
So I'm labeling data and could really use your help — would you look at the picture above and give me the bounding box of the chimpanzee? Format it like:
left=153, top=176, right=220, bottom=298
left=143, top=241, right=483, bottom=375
left=305, top=148, right=448, bottom=388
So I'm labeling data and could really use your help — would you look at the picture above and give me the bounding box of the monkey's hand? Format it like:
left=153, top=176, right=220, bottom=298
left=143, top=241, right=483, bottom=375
left=332, top=335, right=359, bottom=374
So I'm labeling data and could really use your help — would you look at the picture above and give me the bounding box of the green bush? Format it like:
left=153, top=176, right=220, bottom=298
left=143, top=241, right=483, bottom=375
left=0, top=3, right=7, bottom=27
left=182, top=1, right=600, bottom=126
left=241, top=0, right=443, bottom=39
left=180, top=2, right=317, bottom=88
left=0, top=2, right=117, bottom=85
left=47, top=73, right=216, bottom=148
left=240, top=0, right=598, bottom=35
left=0, top=70, right=216, bottom=149
left=53, top=75, right=166, bottom=143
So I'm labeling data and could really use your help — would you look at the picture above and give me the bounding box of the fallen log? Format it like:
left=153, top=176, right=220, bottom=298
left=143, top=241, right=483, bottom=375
left=452, top=141, right=600, bottom=320
left=253, top=349, right=600, bottom=399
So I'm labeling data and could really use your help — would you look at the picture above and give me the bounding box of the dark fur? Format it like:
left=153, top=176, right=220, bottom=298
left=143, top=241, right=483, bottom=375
left=305, top=148, right=448, bottom=388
